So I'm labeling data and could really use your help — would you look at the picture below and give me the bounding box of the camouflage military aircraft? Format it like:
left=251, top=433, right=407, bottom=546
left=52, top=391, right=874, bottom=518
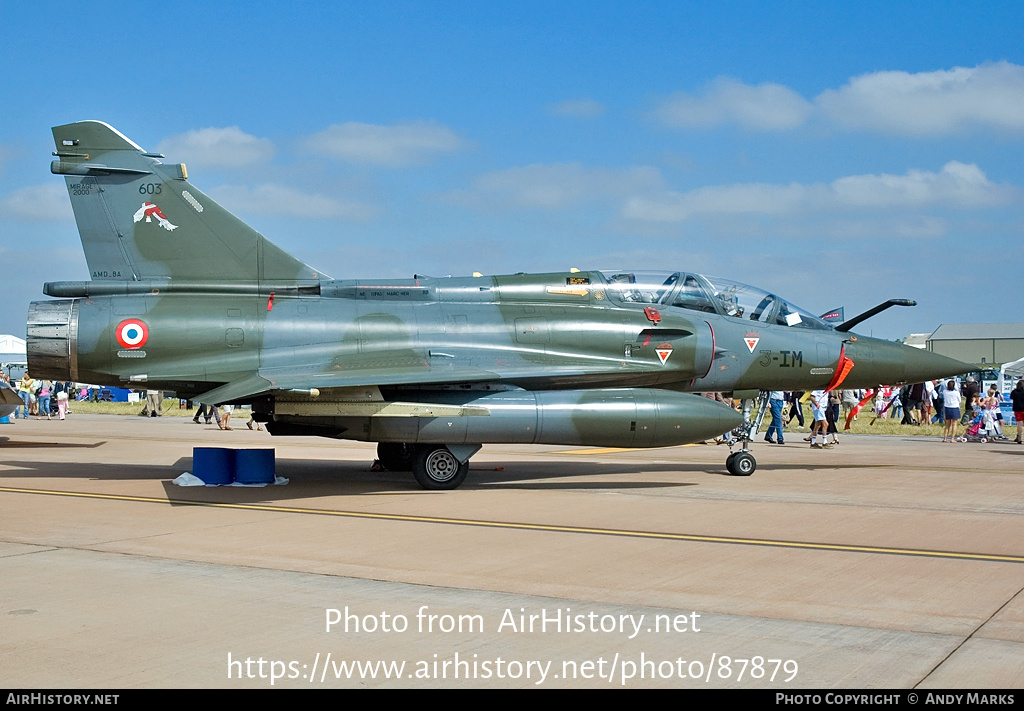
left=27, top=121, right=968, bottom=488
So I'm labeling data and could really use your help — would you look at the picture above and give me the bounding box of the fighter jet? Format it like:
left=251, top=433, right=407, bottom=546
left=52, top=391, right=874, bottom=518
left=27, top=121, right=968, bottom=487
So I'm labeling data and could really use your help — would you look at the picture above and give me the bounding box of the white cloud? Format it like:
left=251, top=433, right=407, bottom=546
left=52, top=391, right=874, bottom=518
left=305, top=122, right=464, bottom=166
left=156, top=127, right=275, bottom=169
left=549, top=99, right=607, bottom=118
left=653, top=63, right=1024, bottom=136
left=446, top=162, right=664, bottom=210
left=653, top=77, right=812, bottom=130
left=210, top=184, right=375, bottom=221
left=817, top=61, right=1024, bottom=136
left=829, top=161, right=1005, bottom=209
left=622, top=162, right=1014, bottom=222
left=0, top=183, right=74, bottom=222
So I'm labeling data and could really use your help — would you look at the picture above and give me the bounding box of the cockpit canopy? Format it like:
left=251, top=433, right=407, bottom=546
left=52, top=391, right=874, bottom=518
left=599, top=271, right=832, bottom=331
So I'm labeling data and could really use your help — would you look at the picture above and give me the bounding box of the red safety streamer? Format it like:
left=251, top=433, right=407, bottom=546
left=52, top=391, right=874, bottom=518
left=824, top=345, right=854, bottom=393
left=844, top=388, right=876, bottom=430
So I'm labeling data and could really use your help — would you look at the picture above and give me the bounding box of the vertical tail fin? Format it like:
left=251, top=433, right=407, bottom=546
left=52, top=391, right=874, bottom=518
left=51, top=121, right=325, bottom=284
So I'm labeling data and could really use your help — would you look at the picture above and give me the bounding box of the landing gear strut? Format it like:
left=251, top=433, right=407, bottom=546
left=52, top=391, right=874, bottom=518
left=725, top=390, right=769, bottom=476
left=376, top=442, right=415, bottom=472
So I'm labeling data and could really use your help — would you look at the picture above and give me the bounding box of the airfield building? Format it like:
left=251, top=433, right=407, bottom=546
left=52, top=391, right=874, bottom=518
left=926, top=323, right=1024, bottom=367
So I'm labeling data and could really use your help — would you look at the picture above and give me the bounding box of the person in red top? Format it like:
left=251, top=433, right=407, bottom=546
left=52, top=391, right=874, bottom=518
left=1010, top=380, right=1024, bottom=444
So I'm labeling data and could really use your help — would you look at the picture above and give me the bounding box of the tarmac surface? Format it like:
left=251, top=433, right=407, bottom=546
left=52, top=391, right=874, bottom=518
left=1, top=412, right=1022, bottom=689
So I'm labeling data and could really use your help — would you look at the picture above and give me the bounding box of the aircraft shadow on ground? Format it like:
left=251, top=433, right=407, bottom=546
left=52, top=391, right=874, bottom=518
left=153, top=457, right=716, bottom=503
left=0, top=454, right=720, bottom=502
left=990, top=447, right=1024, bottom=457
left=0, top=450, right=892, bottom=501
left=1, top=460, right=184, bottom=482
left=0, top=452, right=876, bottom=502
left=0, top=437, right=107, bottom=449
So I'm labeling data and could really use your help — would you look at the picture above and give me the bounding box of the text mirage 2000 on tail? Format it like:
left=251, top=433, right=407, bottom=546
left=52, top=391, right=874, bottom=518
left=28, top=121, right=969, bottom=488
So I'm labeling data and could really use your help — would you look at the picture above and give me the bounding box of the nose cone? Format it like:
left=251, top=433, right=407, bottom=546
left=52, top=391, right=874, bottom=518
left=845, top=337, right=970, bottom=387
left=902, top=346, right=972, bottom=384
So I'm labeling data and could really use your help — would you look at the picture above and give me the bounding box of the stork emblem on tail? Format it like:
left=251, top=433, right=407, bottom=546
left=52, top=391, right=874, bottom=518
left=132, top=202, right=177, bottom=231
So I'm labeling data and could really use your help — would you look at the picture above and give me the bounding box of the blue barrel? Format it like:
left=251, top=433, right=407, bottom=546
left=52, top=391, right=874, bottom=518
left=192, top=447, right=235, bottom=485
left=234, top=449, right=275, bottom=484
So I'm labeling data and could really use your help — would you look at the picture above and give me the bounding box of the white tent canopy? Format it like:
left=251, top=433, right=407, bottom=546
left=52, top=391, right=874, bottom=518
left=0, top=334, right=26, bottom=363
left=999, top=356, right=1024, bottom=392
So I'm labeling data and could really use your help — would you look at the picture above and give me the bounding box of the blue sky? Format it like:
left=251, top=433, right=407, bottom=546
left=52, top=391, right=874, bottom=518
left=2, top=1, right=1022, bottom=341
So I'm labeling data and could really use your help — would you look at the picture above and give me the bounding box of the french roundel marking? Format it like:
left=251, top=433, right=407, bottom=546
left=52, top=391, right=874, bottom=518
left=116, top=319, right=149, bottom=349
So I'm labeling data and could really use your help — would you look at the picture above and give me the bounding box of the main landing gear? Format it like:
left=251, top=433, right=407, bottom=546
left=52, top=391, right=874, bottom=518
left=375, top=442, right=480, bottom=490
left=725, top=390, right=769, bottom=476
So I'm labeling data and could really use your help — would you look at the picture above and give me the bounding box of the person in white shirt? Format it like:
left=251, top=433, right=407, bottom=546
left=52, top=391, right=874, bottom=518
left=941, top=380, right=962, bottom=442
left=809, top=390, right=831, bottom=449
left=921, top=380, right=936, bottom=424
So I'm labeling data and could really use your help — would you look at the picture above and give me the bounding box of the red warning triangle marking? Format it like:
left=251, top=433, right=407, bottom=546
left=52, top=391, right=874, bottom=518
left=656, top=344, right=673, bottom=365
left=744, top=336, right=760, bottom=353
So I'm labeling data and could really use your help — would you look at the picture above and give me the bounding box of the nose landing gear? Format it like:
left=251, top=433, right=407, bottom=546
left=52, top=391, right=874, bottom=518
left=725, top=390, right=769, bottom=476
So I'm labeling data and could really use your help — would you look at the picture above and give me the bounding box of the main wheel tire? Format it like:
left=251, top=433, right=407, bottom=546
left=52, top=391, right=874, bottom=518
left=412, top=445, right=469, bottom=490
left=726, top=451, right=756, bottom=476
left=377, top=442, right=415, bottom=471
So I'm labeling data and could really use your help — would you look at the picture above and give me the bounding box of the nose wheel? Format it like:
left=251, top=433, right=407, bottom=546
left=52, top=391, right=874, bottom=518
left=726, top=451, right=756, bottom=476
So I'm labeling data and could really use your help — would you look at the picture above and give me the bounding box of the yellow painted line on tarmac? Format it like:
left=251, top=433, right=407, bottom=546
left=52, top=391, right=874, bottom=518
left=2, top=485, right=1022, bottom=564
